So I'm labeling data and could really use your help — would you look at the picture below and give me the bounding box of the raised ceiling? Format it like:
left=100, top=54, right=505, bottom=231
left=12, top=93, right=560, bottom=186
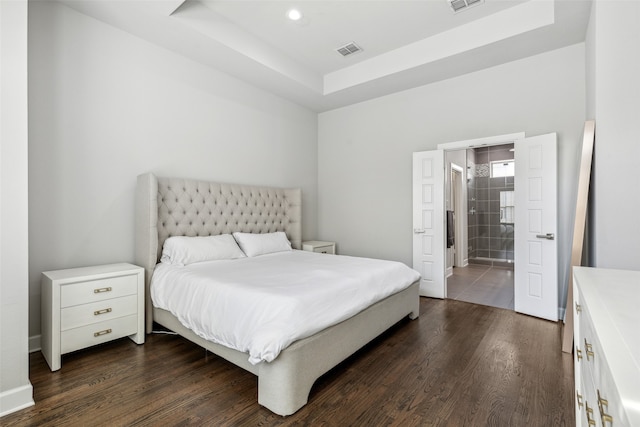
left=61, top=0, right=592, bottom=112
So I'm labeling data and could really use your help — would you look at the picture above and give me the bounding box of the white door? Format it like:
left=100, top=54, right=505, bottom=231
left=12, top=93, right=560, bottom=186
left=412, top=150, right=445, bottom=298
left=514, top=133, right=558, bottom=320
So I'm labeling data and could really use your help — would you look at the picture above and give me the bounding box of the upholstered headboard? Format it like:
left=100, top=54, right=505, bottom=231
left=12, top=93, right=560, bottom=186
left=135, top=173, right=302, bottom=332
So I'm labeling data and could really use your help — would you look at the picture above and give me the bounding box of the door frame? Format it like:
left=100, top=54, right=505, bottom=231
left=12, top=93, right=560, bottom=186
left=435, top=132, right=525, bottom=302
left=436, top=132, right=526, bottom=151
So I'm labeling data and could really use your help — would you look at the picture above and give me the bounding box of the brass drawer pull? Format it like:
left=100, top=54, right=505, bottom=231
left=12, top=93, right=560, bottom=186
left=94, top=287, right=112, bottom=294
left=575, top=302, right=582, bottom=313
left=94, top=308, right=112, bottom=316
left=576, top=391, right=583, bottom=409
left=584, top=338, right=594, bottom=361
left=597, top=390, right=613, bottom=425
left=576, top=348, right=583, bottom=361
left=586, top=402, right=596, bottom=426
left=94, top=329, right=112, bottom=337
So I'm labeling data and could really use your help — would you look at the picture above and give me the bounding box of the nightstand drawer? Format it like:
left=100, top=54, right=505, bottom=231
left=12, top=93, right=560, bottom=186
left=302, top=241, right=336, bottom=254
left=61, top=274, right=137, bottom=308
left=61, top=295, right=138, bottom=331
left=311, top=245, right=334, bottom=254
left=61, top=314, right=138, bottom=354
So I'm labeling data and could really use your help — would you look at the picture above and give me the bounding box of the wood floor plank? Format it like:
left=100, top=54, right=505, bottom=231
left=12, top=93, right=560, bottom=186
left=2, top=298, right=574, bottom=426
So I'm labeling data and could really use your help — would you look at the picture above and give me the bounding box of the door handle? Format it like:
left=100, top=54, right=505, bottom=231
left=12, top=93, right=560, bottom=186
left=536, top=233, right=555, bottom=240
left=414, top=228, right=425, bottom=234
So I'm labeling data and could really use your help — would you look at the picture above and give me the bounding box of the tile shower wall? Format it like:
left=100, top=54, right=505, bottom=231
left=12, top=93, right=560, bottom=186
left=467, top=144, right=514, bottom=261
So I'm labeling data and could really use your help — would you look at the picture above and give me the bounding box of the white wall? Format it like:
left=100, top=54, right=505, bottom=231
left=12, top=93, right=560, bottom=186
left=28, top=1, right=318, bottom=339
left=585, top=1, right=596, bottom=122
left=587, top=0, right=640, bottom=269
left=0, top=0, right=34, bottom=416
left=318, top=44, right=586, bottom=312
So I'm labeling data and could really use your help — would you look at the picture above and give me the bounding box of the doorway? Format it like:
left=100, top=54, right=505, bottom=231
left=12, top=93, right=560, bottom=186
left=446, top=144, right=515, bottom=310
left=412, top=132, right=558, bottom=320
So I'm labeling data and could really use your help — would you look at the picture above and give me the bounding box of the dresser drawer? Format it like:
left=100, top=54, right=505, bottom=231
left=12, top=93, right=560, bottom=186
left=579, top=366, right=599, bottom=427
left=573, top=282, right=583, bottom=345
left=578, top=302, right=601, bottom=381
left=61, top=294, right=138, bottom=331
left=61, top=274, right=137, bottom=308
left=61, top=314, right=138, bottom=354
left=595, top=358, right=630, bottom=426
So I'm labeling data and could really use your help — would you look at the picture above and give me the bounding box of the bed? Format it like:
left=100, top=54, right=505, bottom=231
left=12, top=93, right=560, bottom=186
left=134, top=173, right=420, bottom=416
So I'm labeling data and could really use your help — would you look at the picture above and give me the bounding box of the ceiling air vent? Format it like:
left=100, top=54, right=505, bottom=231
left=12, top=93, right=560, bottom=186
left=336, top=42, right=362, bottom=57
left=449, top=0, right=484, bottom=13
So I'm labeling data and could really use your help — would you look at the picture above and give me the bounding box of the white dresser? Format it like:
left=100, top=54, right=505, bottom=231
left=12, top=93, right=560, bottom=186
left=41, top=263, right=145, bottom=371
left=573, top=267, right=640, bottom=426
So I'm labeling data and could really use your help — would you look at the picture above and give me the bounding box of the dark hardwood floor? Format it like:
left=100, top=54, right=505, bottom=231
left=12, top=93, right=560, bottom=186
left=3, top=298, right=574, bottom=426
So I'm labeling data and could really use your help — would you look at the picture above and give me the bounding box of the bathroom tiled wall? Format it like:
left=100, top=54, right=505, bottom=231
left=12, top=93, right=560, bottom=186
left=467, top=149, right=477, bottom=259
left=467, top=144, right=514, bottom=261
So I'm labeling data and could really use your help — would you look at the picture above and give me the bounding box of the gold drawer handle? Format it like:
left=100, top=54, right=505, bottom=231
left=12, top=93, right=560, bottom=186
left=576, top=348, right=583, bottom=361
left=586, top=402, right=596, bottom=426
left=576, top=391, right=583, bottom=409
left=94, top=287, right=112, bottom=294
left=584, top=338, right=594, bottom=361
left=597, top=390, right=613, bottom=425
left=575, top=302, right=582, bottom=313
left=94, top=308, right=112, bottom=316
left=94, top=329, right=112, bottom=337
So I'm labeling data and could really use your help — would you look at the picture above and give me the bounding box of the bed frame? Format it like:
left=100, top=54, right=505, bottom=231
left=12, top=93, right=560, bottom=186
left=135, top=172, right=420, bottom=416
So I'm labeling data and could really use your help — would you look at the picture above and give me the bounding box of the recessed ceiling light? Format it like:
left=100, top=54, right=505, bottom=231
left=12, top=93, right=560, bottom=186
left=287, top=9, right=302, bottom=21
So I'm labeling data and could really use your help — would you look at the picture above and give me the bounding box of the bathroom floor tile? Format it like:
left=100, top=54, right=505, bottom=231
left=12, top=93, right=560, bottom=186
left=447, top=265, right=514, bottom=310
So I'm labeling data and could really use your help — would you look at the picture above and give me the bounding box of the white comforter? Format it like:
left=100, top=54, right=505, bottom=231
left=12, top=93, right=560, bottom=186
left=151, top=250, right=420, bottom=365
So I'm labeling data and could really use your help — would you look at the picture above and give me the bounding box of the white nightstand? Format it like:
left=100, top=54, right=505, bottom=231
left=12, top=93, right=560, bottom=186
left=302, top=240, right=336, bottom=255
left=41, top=263, right=145, bottom=371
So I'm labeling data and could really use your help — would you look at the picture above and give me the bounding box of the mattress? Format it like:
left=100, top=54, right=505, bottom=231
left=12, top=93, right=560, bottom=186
left=151, top=250, right=420, bottom=364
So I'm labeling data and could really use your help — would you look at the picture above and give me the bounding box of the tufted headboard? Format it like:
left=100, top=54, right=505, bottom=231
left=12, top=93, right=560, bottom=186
left=135, top=173, right=302, bottom=332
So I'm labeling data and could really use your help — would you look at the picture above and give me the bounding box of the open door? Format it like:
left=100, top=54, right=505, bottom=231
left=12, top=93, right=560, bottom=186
left=412, top=150, right=445, bottom=298
left=514, top=133, right=558, bottom=320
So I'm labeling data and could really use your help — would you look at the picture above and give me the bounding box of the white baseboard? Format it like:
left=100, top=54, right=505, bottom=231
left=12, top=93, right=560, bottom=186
left=0, top=384, right=34, bottom=417
left=445, top=266, right=453, bottom=278
left=29, top=335, right=41, bottom=353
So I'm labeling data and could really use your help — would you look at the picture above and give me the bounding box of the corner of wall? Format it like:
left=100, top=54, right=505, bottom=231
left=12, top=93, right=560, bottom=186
left=0, top=0, right=33, bottom=418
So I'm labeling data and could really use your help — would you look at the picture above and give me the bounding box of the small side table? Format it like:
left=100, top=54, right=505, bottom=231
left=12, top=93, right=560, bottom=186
left=41, top=263, right=145, bottom=371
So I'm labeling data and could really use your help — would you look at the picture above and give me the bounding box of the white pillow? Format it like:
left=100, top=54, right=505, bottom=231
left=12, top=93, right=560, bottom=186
left=232, top=231, right=292, bottom=257
left=160, top=234, right=246, bottom=266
